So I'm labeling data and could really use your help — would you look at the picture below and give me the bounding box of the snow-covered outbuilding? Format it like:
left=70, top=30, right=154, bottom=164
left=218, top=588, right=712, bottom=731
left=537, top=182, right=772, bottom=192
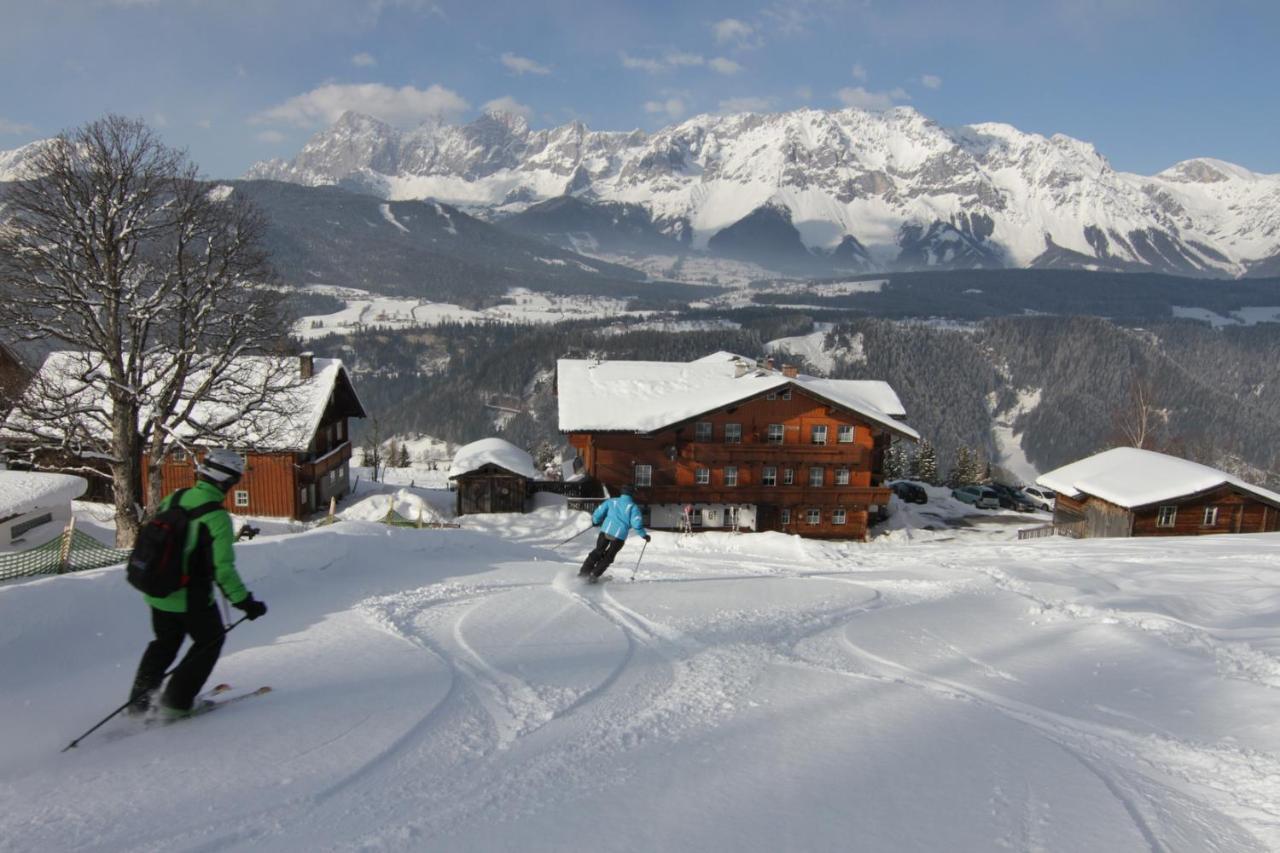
left=0, top=470, right=87, bottom=553
left=1038, top=447, right=1280, bottom=538
left=448, top=438, right=537, bottom=515
left=557, top=352, right=918, bottom=540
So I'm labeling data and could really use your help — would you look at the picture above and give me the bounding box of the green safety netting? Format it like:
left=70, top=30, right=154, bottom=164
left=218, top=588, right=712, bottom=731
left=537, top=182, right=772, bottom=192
left=0, top=529, right=130, bottom=583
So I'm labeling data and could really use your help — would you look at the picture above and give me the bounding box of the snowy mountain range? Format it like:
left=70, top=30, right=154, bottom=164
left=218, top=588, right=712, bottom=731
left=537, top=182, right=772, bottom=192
left=245, top=107, right=1280, bottom=277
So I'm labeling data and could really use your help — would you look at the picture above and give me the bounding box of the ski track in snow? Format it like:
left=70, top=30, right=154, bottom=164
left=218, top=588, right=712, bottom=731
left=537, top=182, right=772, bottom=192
left=7, top=519, right=1280, bottom=851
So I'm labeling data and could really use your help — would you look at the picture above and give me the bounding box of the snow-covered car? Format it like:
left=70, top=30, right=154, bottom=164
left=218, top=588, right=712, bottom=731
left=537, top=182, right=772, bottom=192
left=889, top=480, right=928, bottom=504
left=1019, top=486, right=1056, bottom=512
left=951, top=485, right=999, bottom=509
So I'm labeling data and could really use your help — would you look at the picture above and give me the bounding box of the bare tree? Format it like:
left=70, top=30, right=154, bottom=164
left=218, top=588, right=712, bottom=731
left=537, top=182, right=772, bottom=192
left=1112, top=375, right=1164, bottom=450
left=0, top=115, right=291, bottom=545
left=361, top=416, right=384, bottom=482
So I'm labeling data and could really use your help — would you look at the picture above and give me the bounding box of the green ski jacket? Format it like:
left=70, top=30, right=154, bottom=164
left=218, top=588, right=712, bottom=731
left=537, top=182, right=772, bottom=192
left=142, top=480, right=250, bottom=613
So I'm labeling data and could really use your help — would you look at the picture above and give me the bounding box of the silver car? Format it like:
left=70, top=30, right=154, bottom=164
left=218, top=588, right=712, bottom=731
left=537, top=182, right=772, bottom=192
left=1019, top=486, right=1055, bottom=512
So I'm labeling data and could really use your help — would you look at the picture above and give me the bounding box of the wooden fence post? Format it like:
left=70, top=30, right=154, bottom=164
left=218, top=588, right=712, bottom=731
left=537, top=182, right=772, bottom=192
left=327, top=496, right=336, bottom=524
left=57, top=516, right=76, bottom=574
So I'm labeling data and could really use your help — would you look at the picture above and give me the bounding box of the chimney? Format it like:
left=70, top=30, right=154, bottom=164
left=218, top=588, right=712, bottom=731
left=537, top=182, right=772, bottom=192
left=782, top=363, right=798, bottom=378
left=299, top=351, right=314, bottom=380
left=765, top=357, right=775, bottom=371
left=734, top=361, right=750, bottom=378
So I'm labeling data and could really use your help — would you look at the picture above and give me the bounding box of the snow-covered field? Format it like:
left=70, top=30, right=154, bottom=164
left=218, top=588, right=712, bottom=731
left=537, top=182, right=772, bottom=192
left=4, top=496, right=1280, bottom=851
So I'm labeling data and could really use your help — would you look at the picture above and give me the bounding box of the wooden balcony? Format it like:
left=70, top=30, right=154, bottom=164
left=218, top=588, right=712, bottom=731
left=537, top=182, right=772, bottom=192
left=637, top=485, right=890, bottom=508
left=297, top=441, right=351, bottom=483
left=678, top=442, right=866, bottom=465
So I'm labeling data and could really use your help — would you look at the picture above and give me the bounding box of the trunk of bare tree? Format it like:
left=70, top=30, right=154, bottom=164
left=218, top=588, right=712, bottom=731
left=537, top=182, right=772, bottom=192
left=111, top=406, right=143, bottom=548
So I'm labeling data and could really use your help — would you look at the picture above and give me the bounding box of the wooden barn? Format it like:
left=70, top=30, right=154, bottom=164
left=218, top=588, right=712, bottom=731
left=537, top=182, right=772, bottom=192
left=448, top=438, right=536, bottom=515
left=557, top=352, right=919, bottom=540
left=1038, top=447, right=1280, bottom=538
left=2, top=352, right=366, bottom=520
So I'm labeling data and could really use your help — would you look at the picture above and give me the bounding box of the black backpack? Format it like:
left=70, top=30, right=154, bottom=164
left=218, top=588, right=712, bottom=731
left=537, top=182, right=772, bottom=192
left=125, top=490, right=223, bottom=597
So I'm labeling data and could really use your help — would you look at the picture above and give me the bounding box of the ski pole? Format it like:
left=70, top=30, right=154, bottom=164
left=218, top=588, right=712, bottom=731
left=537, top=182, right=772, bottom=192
left=629, top=540, right=648, bottom=583
left=553, top=524, right=594, bottom=549
left=61, top=615, right=249, bottom=752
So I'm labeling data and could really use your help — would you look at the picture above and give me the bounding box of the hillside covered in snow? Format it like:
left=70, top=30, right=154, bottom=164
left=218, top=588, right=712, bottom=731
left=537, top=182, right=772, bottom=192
left=246, top=107, right=1280, bottom=277
left=4, top=493, right=1280, bottom=851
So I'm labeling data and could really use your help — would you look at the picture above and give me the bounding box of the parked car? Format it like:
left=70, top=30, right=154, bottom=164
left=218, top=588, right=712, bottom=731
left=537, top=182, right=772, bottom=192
left=889, top=480, right=928, bottom=504
left=987, top=482, right=1037, bottom=512
left=951, top=484, right=1000, bottom=509
left=1019, top=486, right=1056, bottom=512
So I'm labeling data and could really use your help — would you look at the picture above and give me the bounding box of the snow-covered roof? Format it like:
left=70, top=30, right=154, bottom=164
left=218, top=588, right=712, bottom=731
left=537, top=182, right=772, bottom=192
left=1, top=352, right=364, bottom=453
left=448, top=438, right=537, bottom=480
left=557, top=354, right=917, bottom=439
left=0, top=471, right=86, bottom=519
left=1037, top=447, right=1280, bottom=509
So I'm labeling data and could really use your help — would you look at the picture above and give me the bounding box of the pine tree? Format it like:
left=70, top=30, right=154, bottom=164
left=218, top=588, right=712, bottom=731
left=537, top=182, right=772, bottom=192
left=882, top=438, right=908, bottom=481
left=911, top=439, right=939, bottom=485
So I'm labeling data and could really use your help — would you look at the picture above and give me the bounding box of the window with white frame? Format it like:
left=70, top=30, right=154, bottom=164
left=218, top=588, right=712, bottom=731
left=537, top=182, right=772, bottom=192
left=762, top=465, right=777, bottom=486
left=835, top=468, right=850, bottom=485
left=1157, top=506, right=1177, bottom=527
left=783, top=467, right=795, bottom=485
left=837, top=425, right=854, bottom=443
left=766, top=391, right=777, bottom=400
left=692, top=509, right=703, bottom=528
left=724, top=466, right=738, bottom=487
left=832, top=508, right=847, bottom=525
left=1203, top=506, right=1219, bottom=526
left=806, top=508, right=821, bottom=525
left=781, top=388, right=792, bottom=400
left=634, top=464, right=652, bottom=487
left=809, top=467, right=825, bottom=487
left=695, top=467, right=710, bottom=485
left=695, top=421, right=713, bottom=442
left=724, top=423, right=742, bottom=444
left=171, top=446, right=187, bottom=462
left=234, top=490, right=250, bottom=508
left=767, top=423, right=784, bottom=444
left=780, top=508, right=791, bottom=525
left=810, top=424, right=828, bottom=445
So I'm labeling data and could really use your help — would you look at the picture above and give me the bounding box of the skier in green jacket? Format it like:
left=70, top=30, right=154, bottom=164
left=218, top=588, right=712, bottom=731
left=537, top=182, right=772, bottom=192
left=127, top=449, right=268, bottom=719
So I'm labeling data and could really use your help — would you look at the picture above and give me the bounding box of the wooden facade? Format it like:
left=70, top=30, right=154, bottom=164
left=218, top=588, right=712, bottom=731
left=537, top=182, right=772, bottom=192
left=453, top=464, right=530, bottom=515
left=567, top=386, right=901, bottom=540
left=1053, top=485, right=1280, bottom=538
left=0, top=343, right=32, bottom=418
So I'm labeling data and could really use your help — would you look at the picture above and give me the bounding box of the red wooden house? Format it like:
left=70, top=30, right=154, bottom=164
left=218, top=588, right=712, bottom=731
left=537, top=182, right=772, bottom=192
left=557, top=352, right=919, bottom=540
left=1038, top=447, right=1280, bottom=538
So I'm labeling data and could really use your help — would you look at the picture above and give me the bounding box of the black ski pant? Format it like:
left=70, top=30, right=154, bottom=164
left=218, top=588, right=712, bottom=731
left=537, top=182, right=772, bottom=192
left=130, top=603, right=225, bottom=711
left=579, top=533, right=626, bottom=578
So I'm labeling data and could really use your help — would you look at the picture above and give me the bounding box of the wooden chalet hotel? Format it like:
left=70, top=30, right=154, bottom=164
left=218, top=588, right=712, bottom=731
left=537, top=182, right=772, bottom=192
left=557, top=352, right=918, bottom=540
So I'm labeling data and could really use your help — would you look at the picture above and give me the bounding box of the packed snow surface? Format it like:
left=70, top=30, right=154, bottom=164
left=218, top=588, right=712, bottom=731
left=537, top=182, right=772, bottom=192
left=1038, top=446, right=1280, bottom=508
left=557, top=352, right=914, bottom=438
left=448, top=437, right=538, bottom=480
left=5, top=500, right=1280, bottom=851
left=0, top=471, right=87, bottom=518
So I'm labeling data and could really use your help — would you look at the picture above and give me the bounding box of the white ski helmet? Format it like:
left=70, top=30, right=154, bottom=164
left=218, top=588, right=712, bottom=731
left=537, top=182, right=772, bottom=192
left=196, top=448, right=245, bottom=488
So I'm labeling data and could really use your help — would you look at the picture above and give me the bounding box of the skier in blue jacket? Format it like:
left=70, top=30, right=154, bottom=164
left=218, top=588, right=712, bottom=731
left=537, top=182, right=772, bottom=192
left=578, top=485, right=650, bottom=582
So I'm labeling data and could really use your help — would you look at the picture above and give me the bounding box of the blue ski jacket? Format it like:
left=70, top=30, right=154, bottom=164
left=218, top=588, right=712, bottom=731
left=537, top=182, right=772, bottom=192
left=592, top=494, right=648, bottom=541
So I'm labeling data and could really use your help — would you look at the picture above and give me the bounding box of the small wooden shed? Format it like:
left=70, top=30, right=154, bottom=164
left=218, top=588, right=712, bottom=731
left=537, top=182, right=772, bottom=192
left=448, top=438, right=537, bottom=515
left=0, top=470, right=87, bottom=553
left=1038, top=447, right=1280, bottom=538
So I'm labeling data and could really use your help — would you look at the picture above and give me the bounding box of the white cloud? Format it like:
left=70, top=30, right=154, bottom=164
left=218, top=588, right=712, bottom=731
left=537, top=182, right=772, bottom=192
left=482, top=96, right=533, bottom=120
left=644, top=97, right=687, bottom=120
left=196, top=118, right=213, bottom=129
left=835, top=86, right=909, bottom=110
left=921, top=74, right=943, bottom=89
left=351, top=52, right=377, bottom=67
left=0, top=118, right=36, bottom=135
left=252, top=83, right=469, bottom=127
left=711, top=18, right=761, bottom=48
left=621, top=51, right=705, bottom=73
left=500, top=52, right=551, bottom=75
left=719, top=96, right=775, bottom=113
left=851, top=63, right=868, bottom=82
left=256, top=130, right=288, bottom=143
left=795, top=85, right=813, bottom=101
left=709, top=57, right=744, bottom=75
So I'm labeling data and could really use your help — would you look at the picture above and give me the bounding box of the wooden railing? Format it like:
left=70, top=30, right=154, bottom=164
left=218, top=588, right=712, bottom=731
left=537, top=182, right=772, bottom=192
left=297, top=441, right=351, bottom=482
left=1018, top=521, right=1085, bottom=541
left=638, top=485, right=890, bottom=508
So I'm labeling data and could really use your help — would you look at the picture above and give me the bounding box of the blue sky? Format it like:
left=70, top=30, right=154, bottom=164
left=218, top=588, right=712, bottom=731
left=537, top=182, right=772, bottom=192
left=1, top=0, right=1276, bottom=178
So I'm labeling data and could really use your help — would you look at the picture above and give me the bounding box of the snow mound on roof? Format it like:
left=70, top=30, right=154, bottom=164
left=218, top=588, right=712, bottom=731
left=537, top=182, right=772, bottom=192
left=339, top=488, right=447, bottom=524
left=557, top=357, right=916, bottom=438
left=1037, top=447, right=1280, bottom=509
left=448, top=438, right=537, bottom=480
left=0, top=471, right=87, bottom=518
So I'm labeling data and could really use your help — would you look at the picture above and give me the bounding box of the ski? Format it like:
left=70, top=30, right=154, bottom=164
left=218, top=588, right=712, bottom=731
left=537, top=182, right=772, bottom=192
left=181, top=685, right=272, bottom=720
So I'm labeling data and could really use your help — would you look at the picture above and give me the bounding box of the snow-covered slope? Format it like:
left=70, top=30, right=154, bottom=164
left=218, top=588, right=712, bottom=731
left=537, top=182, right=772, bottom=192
left=245, top=107, right=1280, bottom=276
left=5, top=506, right=1280, bottom=851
